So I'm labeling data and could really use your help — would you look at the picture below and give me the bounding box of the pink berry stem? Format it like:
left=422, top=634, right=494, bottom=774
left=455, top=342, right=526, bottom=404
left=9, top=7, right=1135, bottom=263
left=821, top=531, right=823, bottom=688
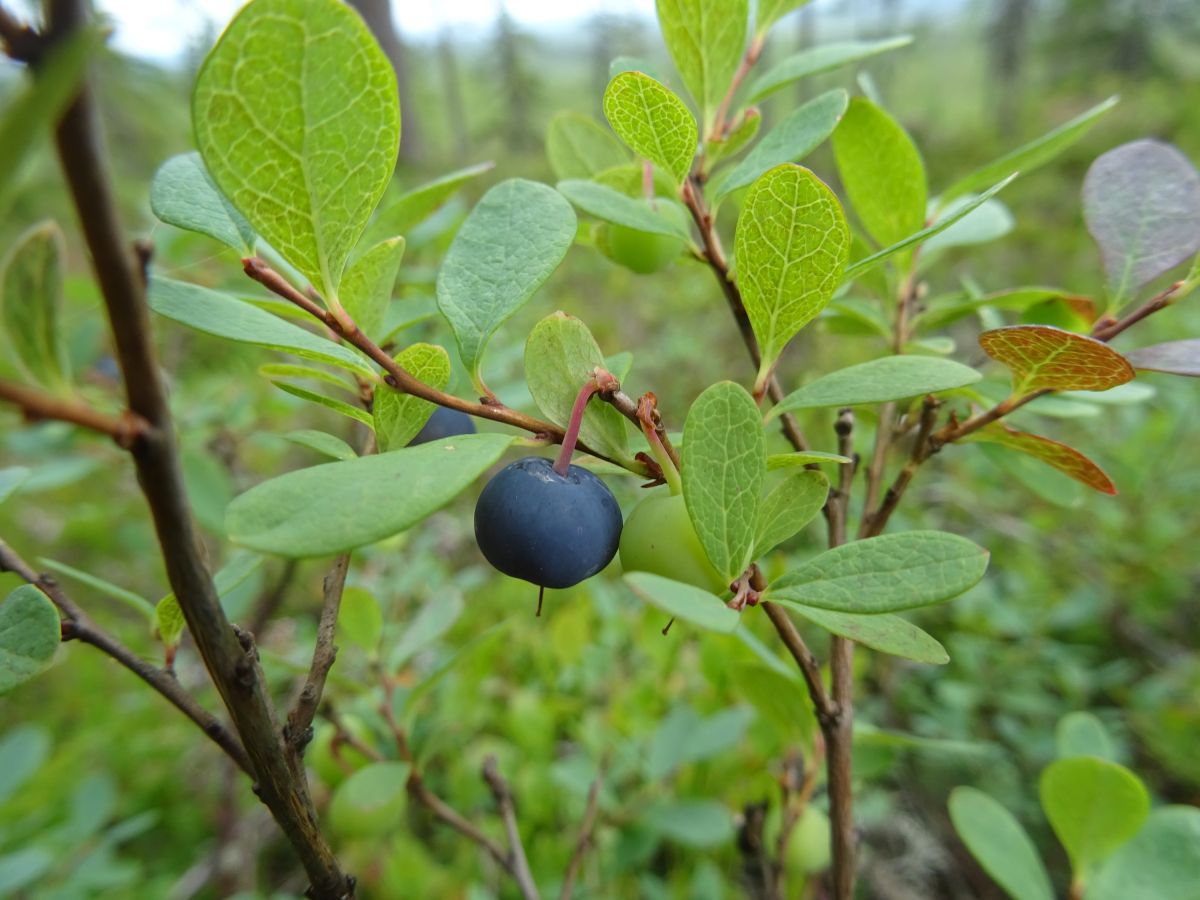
left=553, top=378, right=602, bottom=476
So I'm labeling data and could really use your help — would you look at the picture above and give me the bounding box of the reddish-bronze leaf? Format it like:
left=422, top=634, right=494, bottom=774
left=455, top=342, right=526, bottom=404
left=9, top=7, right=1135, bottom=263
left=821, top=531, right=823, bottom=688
left=979, top=325, right=1134, bottom=393
left=1124, top=340, right=1200, bottom=377
left=967, top=423, right=1117, bottom=495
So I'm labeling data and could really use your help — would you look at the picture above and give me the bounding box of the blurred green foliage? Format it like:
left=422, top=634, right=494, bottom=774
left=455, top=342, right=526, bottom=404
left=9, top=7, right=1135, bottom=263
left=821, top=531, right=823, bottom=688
left=1, top=2, right=1198, bottom=897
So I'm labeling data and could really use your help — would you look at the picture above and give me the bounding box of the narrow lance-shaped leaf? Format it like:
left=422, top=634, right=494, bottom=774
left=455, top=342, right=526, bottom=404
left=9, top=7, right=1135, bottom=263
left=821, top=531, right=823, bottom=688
left=1124, top=339, right=1200, bottom=377
left=624, top=572, right=739, bottom=634
left=714, top=89, right=847, bottom=202
left=765, top=530, right=989, bottom=613
left=746, top=36, right=913, bottom=104
left=193, top=0, right=400, bottom=300
left=768, top=356, right=981, bottom=419
left=1083, top=139, right=1200, bottom=305
left=0, top=585, right=61, bottom=696
left=1039, top=757, right=1149, bottom=881
left=340, top=237, right=405, bottom=341
left=282, top=430, right=357, bottom=461
left=270, top=380, right=374, bottom=428
left=779, top=604, right=949, bottom=665
left=148, top=277, right=374, bottom=377
left=682, top=382, right=766, bottom=581
left=754, top=469, right=828, bottom=556
left=150, top=152, right=256, bottom=254
left=360, top=161, right=495, bottom=249
left=603, top=71, right=698, bottom=185
left=844, top=174, right=1017, bottom=281
left=734, top=164, right=850, bottom=387
left=939, top=96, right=1118, bottom=208
left=523, top=312, right=632, bottom=465
left=948, top=787, right=1054, bottom=900
left=979, top=325, right=1134, bottom=394
left=436, top=179, right=576, bottom=393
left=0, top=221, right=70, bottom=390
left=226, top=433, right=514, bottom=557
left=546, top=113, right=629, bottom=180
left=373, top=343, right=452, bottom=452
left=964, top=423, right=1117, bottom=495
left=655, top=0, right=748, bottom=132
left=557, top=181, right=693, bottom=240
left=832, top=97, right=926, bottom=250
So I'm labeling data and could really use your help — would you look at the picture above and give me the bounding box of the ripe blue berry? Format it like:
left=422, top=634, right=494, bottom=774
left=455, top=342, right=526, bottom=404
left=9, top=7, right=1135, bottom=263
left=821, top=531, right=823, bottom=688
left=474, top=457, right=622, bottom=589
left=409, top=407, right=476, bottom=445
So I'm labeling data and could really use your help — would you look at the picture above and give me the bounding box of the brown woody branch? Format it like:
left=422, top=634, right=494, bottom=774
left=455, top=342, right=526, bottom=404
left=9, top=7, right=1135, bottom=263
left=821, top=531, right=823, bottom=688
left=0, top=538, right=251, bottom=773
left=285, top=553, right=351, bottom=754
left=483, top=755, right=540, bottom=900
left=43, top=1, right=351, bottom=894
left=0, top=378, right=149, bottom=447
left=559, top=762, right=605, bottom=900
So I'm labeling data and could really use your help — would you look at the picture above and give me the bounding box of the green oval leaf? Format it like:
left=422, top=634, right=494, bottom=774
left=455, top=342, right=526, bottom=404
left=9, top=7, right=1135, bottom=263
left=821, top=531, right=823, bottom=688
left=768, top=356, right=981, bottom=419
left=1056, top=712, right=1117, bottom=762
left=1124, top=339, right=1200, bottom=377
left=948, top=787, right=1054, bottom=900
left=832, top=97, right=926, bottom=251
left=624, top=572, right=739, bottom=633
left=341, top=237, right=405, bottom=341
left=777, top=603, right=949, bottom=664
left=373, top=343, right=452, bottom=452
left=655, top=0, right=748, bottom=131
left=766, top=530, right=989, bottom=613
left=1087, top=806, right=1200, bottom=900
left=0, top=221, right=69, bottom=390
left=546, top=112, right=630, bottom=179
left=150, top=152, right=256, bottom=254
left=682, top=381, right=766, bottom=581
left=1040, top=757, right=1150, bottom=880
left=557, top=180, right=693, bottom=240
left=715, top=89, right=847, bottom=202
left=1083, top=139, right=1200, bottom=304
left=389, top=590, right=464, bottom=672
left=602, top=71, right=698, bottom=185
left=755, top=469, right=828, bottom=557
left=746, top=36, right=913, bottom=104
left=436, top=179, right=576, bottom=391
left=735, top=164, right=850, bottom=384
left=149, top=276, right=373, bottom=376
left=226, top=433, right=514, bottom=557
left=939, top=96, right=1118, bottom=208
left=979, top=325, right=1134, bottom=393
left=640, top=798, right=735, bottom=847
left=0, top=585, right=60, bottom=696
left=524, top=312, right=631, bottom=464
left=192, top=0, right=400, bottom=299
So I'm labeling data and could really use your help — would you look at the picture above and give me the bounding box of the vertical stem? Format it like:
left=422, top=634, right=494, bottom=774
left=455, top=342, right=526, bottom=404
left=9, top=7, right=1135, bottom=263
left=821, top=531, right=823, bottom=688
left=554, top=379, right=601, bottom=476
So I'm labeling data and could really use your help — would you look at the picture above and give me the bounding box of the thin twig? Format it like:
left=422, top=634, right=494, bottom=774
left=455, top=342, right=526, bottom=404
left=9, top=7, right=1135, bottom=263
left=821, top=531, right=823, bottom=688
left=44, top=2, right=350, bottom=893
left=483, top=755, right=540, bottom=900
left=285, top=552, right=351, bottom=754
left=242, top=257, right=642, bottom=477
left=0, top=378, right=149, bottom=447
left=559, top=761, right=605, bottom=900
left=710, top=33, right=764, bottom=142
left=0, top=538, right=251, bottom=773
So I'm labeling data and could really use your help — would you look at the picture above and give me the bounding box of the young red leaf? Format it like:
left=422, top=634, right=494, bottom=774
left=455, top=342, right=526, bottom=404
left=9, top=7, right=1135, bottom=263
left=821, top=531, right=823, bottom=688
left=978, top=325, right=1134, bottom=393
left=966, top=423, right=1117, bottom=495
left=1124, top=339, right=1200, bottom=377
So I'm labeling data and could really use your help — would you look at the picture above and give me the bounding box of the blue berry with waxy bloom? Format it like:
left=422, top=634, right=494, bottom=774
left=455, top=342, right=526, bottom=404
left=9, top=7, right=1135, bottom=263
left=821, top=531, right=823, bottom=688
left=409, top=406, right=476, bottom=445
left=474, top=456, right=622, bottom=592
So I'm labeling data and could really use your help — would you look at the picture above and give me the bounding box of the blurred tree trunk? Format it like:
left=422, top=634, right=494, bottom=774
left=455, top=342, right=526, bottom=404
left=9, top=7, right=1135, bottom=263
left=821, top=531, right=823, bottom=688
left=990, top=0, right=1033, bottom=134
left=438, top=28, right=470, bottom=161
left=347, top=0, right=422, bottom=164
left=495, top=5, right=537, bottom=152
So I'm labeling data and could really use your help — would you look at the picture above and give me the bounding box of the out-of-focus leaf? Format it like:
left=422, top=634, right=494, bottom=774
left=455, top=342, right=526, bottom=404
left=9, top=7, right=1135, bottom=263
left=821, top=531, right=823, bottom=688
left=746, top=36, right=913, bottom=104
left=949, top=787, right=1054, bottom=900
left=546, top=113, right=629, bottom=179
left=361, top=162, right=494, bottom=248
left=1087, top=806, right=1200, bottom=900
left=0, top=221, right=70, bottom=390
left=0, top=585, right=60, bottom=695
left=768, top=356, right=981, bottom=418
left=1124, top=340, right=1200, bottom=377
left=1083, top=139, right=1200, bottom=304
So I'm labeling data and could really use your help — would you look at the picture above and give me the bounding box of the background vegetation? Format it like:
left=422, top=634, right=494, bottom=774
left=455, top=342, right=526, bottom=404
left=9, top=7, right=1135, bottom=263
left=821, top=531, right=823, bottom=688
left=1, top=0, right=1197, bottom=897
